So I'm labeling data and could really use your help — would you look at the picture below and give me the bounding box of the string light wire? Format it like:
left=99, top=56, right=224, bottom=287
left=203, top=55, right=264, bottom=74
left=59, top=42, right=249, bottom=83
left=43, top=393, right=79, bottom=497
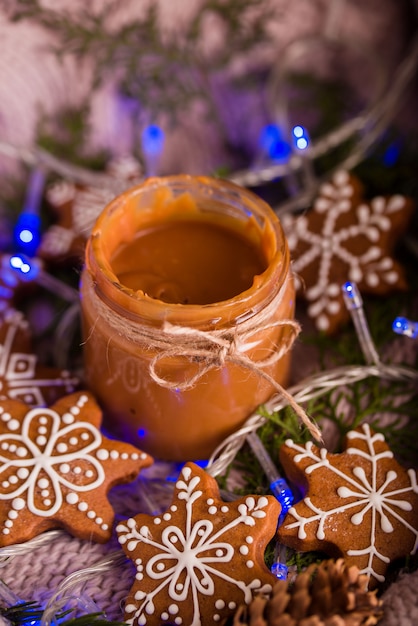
left=341, top=281, right=381, bottom=366
left=206, top=361, right=418, bottom=477
left=40, top=552, right=126, bottom=626
left=0, top=530, right=65, bottom=567
left=0, top=35, right=416, bottom=216
left=0, top=6, right=415, bottom=612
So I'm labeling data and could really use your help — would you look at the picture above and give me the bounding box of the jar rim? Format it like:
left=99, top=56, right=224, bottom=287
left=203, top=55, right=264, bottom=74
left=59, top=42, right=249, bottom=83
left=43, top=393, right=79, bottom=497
left=85, top=175, right=290, bottom=328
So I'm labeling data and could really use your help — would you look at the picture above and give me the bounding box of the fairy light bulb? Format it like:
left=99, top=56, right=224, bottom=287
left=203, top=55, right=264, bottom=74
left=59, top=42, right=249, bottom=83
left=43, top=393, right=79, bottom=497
left=141, top=124, right=165, bottom=176
left=259, top=123, right=291, bottom=163
left=342, top=281, right=380, bottom=365
left=246, top=432, right=294, bottom=523
left=9, top=253, right=39, bottom=281
left=292, top=125, right=309, bottom=150
left=271, top=558, right=289, bottom=580
left=13, top=167, right=46, bottom=257
left=8, top=253, right=78, bottom=302
left=392, top=316, right=418, bottom=339
left=342, top=280, right=362, bottom=309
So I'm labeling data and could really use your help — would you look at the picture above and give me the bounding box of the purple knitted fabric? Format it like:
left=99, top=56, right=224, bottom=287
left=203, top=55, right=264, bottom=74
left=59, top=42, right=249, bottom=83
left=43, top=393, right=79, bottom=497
left=0, top=463, right=175, bottom=622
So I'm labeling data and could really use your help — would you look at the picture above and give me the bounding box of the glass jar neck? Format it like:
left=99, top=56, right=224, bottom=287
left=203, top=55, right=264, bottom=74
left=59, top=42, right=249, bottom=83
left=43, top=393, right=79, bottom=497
left=85, top=175, right=290, bottom=330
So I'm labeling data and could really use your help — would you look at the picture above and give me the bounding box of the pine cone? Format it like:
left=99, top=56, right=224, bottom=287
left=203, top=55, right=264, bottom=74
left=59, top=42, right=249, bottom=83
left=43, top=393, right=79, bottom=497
left=228, top=559, right=383, bottom=626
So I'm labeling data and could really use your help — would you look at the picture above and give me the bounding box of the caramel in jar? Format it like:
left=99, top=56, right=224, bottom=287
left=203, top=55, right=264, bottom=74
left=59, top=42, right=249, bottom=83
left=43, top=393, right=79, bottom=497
left=80, top=176, right=295, bottom=461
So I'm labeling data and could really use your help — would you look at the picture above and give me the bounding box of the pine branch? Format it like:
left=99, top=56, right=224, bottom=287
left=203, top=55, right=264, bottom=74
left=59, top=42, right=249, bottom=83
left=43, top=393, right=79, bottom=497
left=0, top=600, right=45, bottom=625
left=60, top=612, right=127, bottom=626
left=7, top=0, right=278, bottom=121
left=0, top=601, right=127, bottom=626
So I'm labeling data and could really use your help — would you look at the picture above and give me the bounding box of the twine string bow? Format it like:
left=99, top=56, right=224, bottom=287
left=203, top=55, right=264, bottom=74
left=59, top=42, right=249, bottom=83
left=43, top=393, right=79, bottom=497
left=149, top=318, right=322, bottom=441
left=90, top=274, right=322, bottom=441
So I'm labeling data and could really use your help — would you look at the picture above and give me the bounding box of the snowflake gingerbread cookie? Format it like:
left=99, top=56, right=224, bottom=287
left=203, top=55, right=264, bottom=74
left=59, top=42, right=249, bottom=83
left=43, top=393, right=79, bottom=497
left=277, top=423, right=418, bottom=589
left=0, top=308, right=79, bottom=406
left=117, top=462, right=281, bottom=626
left=281, top=170, right=414, bottom=333
left=39, top=155, right=143, bottom=264
left=0, top=391, right=153, bottom=545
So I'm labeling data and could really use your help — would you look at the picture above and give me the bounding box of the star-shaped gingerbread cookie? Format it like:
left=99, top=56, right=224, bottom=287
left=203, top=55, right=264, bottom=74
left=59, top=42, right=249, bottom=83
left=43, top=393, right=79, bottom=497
left=39, top=156, right=143, bottom=264
left=0, top=391, right=153, bottom=545
left=281, top=170, right=414, bottom=333
left=277, top=423, right=418, bottom=589
left=0, top=308, right=79, bottom=406
left=117, top=462, right=281, bottom=626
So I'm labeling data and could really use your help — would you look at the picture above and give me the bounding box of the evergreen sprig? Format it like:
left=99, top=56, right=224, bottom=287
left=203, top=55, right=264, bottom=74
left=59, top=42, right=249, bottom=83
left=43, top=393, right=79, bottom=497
left=8, top=0, right=276, bottom=122
left=59, top=612, right=127, bottom=626
left=0, top=601, right=127, bottom=626
left=0, top=600, right=45, bottom=625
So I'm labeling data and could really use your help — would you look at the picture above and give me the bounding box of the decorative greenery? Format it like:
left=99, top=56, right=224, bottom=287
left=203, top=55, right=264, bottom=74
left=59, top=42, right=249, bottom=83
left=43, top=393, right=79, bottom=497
left=9, top=0, right=276, bottom=124
left=225, top=268, right=418, bottom=576
left=36, top=105, right=109, bottom=172
left=0, top=601, right=127, bottom=626
left=1, top=0, right=418, bottom=602
left=60, top=613, right=127, bottom=626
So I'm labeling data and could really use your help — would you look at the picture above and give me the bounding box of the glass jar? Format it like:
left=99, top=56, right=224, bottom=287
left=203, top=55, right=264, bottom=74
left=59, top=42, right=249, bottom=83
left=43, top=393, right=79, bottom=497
left=79, top=175, right=296, bottom=462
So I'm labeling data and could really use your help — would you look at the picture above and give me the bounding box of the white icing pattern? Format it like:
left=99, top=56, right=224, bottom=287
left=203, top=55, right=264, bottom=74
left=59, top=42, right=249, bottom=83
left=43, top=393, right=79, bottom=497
left=281, top=170, right=409, bottom=331
left=282, top=424, right=418, bottom=586
left=0, top=309, right=78, bottom=405
left=41, top=182, right=114, bottom=256
left=0, top=394, right=145, bottom=536
left=117, top=465, right=273, bottom=626
left=41, top=156, right=143, bottom=258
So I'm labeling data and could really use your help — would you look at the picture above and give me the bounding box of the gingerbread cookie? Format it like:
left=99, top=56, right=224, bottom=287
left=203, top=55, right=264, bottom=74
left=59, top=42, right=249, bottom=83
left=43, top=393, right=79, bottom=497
left=117, top=462, right=281, bottom=626
left=277, top=423, right=418, bottom=589
left=0, top=308, right=79, bottom=406
left=281, top=170, right=414, bottom=333
left=39, top=156, right=143, bottom=264
left=0, top=391, right=153, bottom=545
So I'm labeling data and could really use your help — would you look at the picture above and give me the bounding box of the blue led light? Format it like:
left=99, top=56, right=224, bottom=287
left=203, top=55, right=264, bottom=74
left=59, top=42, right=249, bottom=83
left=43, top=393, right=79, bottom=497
left=19, top=229, right=34, bottom=244
left=13, top=213, right=42, bottom=257
left=271, top=561, right=289, bottom=580
left=296, top=137, right=308, bottom=150
left=137, top=427, right=147, bottom=438
left=343, top=281, right=353, bottom=296
left=341, top=281, right=362, bottom=310
left=141, top=124, right=165, bottom=156
left=259, top=124, right=291, bottom=163
left=292, top=125, right=309, bottom=151
left=270, top=477, right=294, bottom=526
left=13, top=167, right=45, bottom=256
left=9, top=254, right=39, bottom=281
left=383, top=143, right=400, bottom=167
left=392, top=316, right=418, bottom=339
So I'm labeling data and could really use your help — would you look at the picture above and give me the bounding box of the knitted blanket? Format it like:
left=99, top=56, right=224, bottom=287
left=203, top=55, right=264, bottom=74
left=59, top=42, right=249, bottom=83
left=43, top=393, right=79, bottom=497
left=1, top=456, right=417, bottom=625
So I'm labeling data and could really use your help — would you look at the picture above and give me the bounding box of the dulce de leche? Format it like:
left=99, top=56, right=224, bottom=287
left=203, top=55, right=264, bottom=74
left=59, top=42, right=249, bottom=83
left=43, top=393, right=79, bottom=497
left=80, top=175, right=296, bottom=461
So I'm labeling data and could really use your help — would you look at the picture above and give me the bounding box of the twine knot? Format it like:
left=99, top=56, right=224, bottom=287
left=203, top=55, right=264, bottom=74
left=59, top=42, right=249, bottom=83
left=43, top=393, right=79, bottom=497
left=91, top=274, right=322, bottom=441
left=149, top=318, right=322, bottom=442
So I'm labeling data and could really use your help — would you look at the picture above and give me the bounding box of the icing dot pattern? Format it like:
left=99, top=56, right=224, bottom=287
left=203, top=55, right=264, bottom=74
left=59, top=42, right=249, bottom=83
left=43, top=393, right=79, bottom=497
left=117, top=462, right=280, bottom=626
left=0, top=391, right=152, bottom=545
left=281, top=170, right=414, bottom=333
left=278, top=424, right=418, bottom=589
